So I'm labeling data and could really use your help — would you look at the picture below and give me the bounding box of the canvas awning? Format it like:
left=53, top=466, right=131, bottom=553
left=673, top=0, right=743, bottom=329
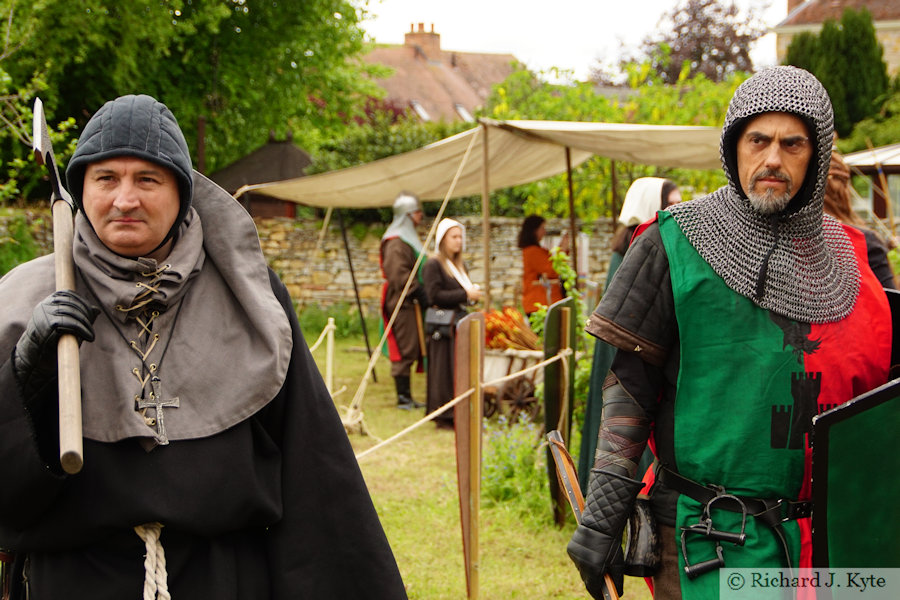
left=844, top=143, right=900, bottom=175
left=236, top=119, right=722, bottom=208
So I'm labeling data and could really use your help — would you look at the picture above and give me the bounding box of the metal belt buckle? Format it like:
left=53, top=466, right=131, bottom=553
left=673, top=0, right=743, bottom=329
left=680, top=486, right=748, bottom=579
left=781, top=499, right=812, bottom=522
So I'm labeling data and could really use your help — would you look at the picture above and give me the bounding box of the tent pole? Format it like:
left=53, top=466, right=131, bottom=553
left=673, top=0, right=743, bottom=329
left=609, top=160, right=619, bottom=233
left=481, top=123, right=491, bottom=309
left=337, top=208, right=377, bottom=383
left=565, top=147, right=578, bottom=290
left=867, top=138, right=896, bottom=237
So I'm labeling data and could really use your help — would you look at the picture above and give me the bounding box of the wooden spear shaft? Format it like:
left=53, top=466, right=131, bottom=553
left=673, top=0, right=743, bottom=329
left=52, top=200, right=84, bottom=474
left=33, top=97, right=83, bottom=474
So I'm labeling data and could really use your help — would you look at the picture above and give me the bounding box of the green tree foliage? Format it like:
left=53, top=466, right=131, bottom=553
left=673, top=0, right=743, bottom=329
left=815, top=19, right=853, bottom=137
left=1, top=0, right=383, bottom=201
left=621, top=0, right=764, bottom=84
left=783, top=8, right=889, bottom=138
left=839, top=9, right=890, bottom=131
left=783, top=31, right=818, bottom=73
left=0, top=61, right=78, bottom=203
left=838, top=80, right=900, bottom=153
left=0, top=214, right=40, bottom=275
left=483, top=62, right=738, bottom=225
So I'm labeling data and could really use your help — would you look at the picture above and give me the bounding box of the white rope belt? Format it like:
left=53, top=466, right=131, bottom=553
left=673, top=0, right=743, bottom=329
left=134, top=523, right=170, bottom=600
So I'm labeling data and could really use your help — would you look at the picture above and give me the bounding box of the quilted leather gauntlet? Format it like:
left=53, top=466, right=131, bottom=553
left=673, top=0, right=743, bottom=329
left=567, top=468, right=643, bottom=598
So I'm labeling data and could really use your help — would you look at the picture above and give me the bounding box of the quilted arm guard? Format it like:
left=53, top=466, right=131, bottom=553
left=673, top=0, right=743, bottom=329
left=567, top=468, right=643, bottom=598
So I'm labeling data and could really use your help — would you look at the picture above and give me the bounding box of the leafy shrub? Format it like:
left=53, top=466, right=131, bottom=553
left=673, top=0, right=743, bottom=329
left=481, top=414, right=552, bottom=526
left=297, top=301, right=380, bottom=340
left=0, top=215, right=40, bottom=276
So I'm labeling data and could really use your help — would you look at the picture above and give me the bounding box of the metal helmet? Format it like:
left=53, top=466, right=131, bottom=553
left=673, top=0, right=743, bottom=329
left=392, top=192, right=422, bottom=218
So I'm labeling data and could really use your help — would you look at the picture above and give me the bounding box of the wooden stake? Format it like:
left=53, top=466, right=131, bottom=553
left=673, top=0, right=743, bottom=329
left=466, top=317, right=482, bottom=599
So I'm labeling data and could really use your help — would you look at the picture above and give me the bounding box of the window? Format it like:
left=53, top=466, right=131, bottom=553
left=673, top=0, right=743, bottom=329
left=454, top=103, right=474, bottom=122
left=409, top=100, right=430, bottom=122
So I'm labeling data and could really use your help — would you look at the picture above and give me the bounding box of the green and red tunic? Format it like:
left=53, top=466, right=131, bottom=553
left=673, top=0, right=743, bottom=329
left=657, top=211, right=891, bottom=598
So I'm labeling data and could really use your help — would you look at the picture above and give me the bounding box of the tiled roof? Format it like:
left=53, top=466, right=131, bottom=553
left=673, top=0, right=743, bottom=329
left=362, top=25, right=517, bottom=122
left=777, top=0, right=900, bottom=28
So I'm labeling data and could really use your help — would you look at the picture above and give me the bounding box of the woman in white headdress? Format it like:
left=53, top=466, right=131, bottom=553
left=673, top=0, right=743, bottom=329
left=422, top=219, right=482, bottom=429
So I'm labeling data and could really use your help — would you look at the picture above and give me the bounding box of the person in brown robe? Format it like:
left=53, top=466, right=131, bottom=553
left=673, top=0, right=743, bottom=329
left=380, top=192, right=428, bottom=409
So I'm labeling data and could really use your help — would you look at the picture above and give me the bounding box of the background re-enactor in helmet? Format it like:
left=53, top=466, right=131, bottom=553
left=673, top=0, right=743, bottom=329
left=0, top=95, right=406, bottom=599
left=380, top=192, right=428, bottom=410
left=567, top=67, right=892, bottom=600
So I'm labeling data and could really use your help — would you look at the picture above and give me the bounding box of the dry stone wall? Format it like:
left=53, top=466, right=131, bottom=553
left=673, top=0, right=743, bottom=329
left=256, top=215, right=615, bottom=318
left=2, top=211, right=616, bottom=317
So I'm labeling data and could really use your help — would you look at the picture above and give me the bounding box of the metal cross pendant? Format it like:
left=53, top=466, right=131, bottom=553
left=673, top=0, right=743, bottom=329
left=136, top=376, right=180, bottom=445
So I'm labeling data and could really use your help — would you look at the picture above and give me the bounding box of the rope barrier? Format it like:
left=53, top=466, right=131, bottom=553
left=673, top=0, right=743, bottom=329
left=355, top=389, right=475, bottom=461
left=481, top=348, right=572, bottom=389
left=307, top=318, right=336, bottom=353
left=353, top=347, right=573, bottom=460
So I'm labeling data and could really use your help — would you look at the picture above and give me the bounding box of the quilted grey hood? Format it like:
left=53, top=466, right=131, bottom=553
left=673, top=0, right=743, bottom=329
left=65, top=94, right=194, bottom=245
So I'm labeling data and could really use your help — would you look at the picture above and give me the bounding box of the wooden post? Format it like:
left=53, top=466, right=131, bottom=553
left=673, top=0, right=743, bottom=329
left=565, top=148, right=579, bottom=290
left=325, top=317, right=335, bottom=394
left=466, top=317, right=482, bottom=599
left=867, top=139, right=896, bottom=237
left=454, top=313, right=484, bottom=600
left=481, top=123, right=491, bottom=309
left=609, top=160, right=619, bottom=232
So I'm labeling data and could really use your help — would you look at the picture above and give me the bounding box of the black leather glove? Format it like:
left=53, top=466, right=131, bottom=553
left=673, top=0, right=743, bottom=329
left=12, top=290, right=99, bottom=403
left=567, top=468, right=643, bottom=598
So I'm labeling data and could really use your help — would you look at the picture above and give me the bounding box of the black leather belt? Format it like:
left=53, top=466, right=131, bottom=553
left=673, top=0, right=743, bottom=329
left=657, top=466, right=812, bottom=528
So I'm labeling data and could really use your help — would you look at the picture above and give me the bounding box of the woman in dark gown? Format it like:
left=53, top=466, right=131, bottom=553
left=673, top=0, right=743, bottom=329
left=422, top=219, right=482, bottom=429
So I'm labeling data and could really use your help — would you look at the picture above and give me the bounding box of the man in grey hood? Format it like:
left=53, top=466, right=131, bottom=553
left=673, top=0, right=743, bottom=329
left=0, top=95, right=406, bottom=599
left=567, top=67, right=891, bottom=600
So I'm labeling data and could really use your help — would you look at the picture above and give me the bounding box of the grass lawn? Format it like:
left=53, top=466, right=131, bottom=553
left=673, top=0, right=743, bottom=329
left=309, top=333, right=653, bottom=600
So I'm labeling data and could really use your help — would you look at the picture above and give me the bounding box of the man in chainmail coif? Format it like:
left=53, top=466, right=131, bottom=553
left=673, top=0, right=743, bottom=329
left=0, top=95, right=406, bottom=599
left=567, top=67, right=892, bottom=600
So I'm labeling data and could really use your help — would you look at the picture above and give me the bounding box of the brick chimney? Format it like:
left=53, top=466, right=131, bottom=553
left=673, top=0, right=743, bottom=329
left=404, top=23, right=441, bottom=60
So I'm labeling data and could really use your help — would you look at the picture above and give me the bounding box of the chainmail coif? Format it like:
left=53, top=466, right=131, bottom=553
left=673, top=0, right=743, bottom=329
left=666, top=66, right=859, bottom=323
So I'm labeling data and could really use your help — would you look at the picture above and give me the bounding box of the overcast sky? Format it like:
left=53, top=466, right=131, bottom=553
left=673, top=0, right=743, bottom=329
left=358, top=0, right=788, bottom=81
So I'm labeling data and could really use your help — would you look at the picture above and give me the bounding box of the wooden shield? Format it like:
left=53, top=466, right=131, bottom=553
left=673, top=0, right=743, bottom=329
left=543, top=297, right=577, bottom=526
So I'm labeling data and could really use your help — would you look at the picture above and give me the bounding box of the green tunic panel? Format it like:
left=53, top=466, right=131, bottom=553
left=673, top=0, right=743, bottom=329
left=659, top=212, right=804, bottom=599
